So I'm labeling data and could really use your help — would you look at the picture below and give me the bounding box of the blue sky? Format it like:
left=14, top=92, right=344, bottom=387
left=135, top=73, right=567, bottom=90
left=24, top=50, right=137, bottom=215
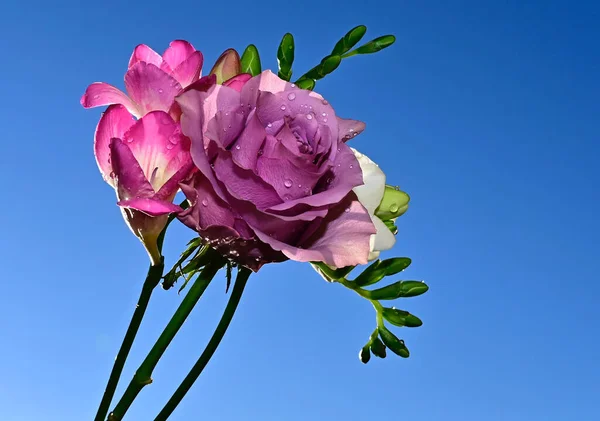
left=1, top=0, right=598, bottom=420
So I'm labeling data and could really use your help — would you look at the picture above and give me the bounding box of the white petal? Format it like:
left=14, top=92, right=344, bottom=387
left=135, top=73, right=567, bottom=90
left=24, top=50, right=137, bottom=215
left=372, top=216, right=396, bottom=252
left=351, top=148, right=386, bottom=215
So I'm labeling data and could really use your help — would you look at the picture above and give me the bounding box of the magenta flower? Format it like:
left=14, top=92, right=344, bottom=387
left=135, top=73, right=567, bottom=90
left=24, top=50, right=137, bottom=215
left=95, top=104, right=194, bottom=264
left=81, top=40, right=203, bottom=119
left=175, top=71, right=376, bottom=270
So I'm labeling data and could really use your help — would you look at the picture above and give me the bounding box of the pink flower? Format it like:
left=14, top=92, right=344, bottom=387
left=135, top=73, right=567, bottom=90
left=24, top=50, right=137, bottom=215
left=95, top=104, right=195, bottom=264
left=81, top=40, right=203, bottom=119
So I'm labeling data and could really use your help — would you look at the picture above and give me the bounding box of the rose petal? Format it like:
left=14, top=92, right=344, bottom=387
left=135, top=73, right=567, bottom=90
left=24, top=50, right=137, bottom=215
left=117, top=198, right=183, bottom=216
left=124, top=62, right=182, bottom=116
left=338, top=117, right=366, bottom=142
left=230, top=110, right=266, bottom=171
left=109, top=138, right=155, bottom=200
left=128, top=44, right=164, bottom=69
left=252, top=193, right=375, bottom=267
left=80, top=82, right=140, bottom=117
left=94, top=104, right=136, bottom=185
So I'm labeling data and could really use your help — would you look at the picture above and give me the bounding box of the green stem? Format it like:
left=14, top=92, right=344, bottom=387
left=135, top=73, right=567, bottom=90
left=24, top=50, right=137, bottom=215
left=107, top=252, right=225, bottom=421
left=153, top=267, right=251, bottom=421
left=94, top=260, right=164, bottom=421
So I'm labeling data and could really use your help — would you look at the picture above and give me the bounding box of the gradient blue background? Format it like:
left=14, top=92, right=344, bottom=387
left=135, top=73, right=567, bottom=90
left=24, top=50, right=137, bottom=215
left=1, top=0, right=598, bottom=420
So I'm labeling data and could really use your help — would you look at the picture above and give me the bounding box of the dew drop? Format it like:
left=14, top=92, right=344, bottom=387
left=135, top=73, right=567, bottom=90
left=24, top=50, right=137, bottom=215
left=326, top=177, right=332, bottom=184
left=287, top=92, right=296, bottom=101
left=290, top=83, right=296, bottom=88
left=255, top=257, right=261, bottom=262
left=344, top=207, right=350, bottom=213
left=349, top=164, right=353, bottom=169
left=235, top=145, right=241, bottom=150
left=322, top=99, right=328, bottom=105
left=306, top=114, right=313, bottom=120
left=284, top=179, right=293, bottom=188
left=349, top=128, right=354, bottom=133
left=225, top=111, right=229, bottom=116
left=323, top=118, right=328, bottom=122
left=126, top=137, right=134, bottom=143
left=298, top=184, right=302, bottom=188
left=201, top=198, right=208, bottom=207
left=389, top=203, right=399, bottom=213
left=93, top=94, right=100, bottom=100
left=267, top=123, right=273, bottom=128
left=280, top=105, right=287, bottom=111
left=158, top=88, right=164, bottom=94
left=322, top=112, right=327, bottom=117
left=166, top=143, right=174, bottom=150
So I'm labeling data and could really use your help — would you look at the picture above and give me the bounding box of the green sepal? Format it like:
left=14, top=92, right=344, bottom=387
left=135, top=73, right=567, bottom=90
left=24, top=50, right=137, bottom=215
left=375, top=186, right=410, bottom=220
left=381, top=307, right=423, bottom=328
left=368, top=280, right=429, bottom=300
left=277, top=33, right=295, bottom=81
left=240, top=44, right=262, bottom=76
left=378, top=326, right=409, bottom=358
left=332, top=25, right=367, bottom=55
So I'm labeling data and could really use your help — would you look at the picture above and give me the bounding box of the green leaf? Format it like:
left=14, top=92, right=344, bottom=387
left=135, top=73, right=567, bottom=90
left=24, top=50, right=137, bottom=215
left=375, top=186, right=410, bottom=221
left=302, top=55, right=342, bottom=81
left=353, top=260, right=385, bottom=287
left=368, top=280, right=429, bottom=300
left=277, top=33, right=295, bottom=81
left=381, top=307, right=423, bottom=328
left=162, top=239, right=202, bottom=290
left=359, top=345, right=371, bottom=364
left=240, top=44, right=262, bottom=76
left=378, top=326, right=409, bottom=358
left=295, top=78, right=316, bottom=90
left=332, top=25, right=367, bottom=55
left=352, top=35, right=396, bottom=55
left=370, top=337, right=387, bottom=358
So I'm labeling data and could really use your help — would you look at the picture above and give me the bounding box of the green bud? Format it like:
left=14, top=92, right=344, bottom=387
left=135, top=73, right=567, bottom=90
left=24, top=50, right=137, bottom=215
left=332, top=25, right=367, bottom=55
left=353, top=35, right=396, bottom=55
left=381, top=307, right=423, bottom=328
left=240, top=44, right=262, bottom=76
left=370, top=337, right=387, bottom=358
left=209, top=49, right=242, bottom=84
left=375, top=186, right=410, bottom=220
left=302, top=55, right=342, bottom=81
left=295, top=78, right=316, bottom=90
left=353, top=257, right=411, bottom=287
left=378, top=326, right=409, bottom=358
left=368, top=280, right=429, bottom=300
left=359, top=345, right=371, bottom=364
left=277, top=33, right=295, bottom=81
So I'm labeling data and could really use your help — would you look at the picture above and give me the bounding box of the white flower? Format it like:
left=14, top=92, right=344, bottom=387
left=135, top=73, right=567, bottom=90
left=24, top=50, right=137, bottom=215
left=351, top=148, right=396, bottom=260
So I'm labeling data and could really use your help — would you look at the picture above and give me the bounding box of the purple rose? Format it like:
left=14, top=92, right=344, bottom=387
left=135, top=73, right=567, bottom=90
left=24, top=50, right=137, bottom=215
left=175, top=71, right=376, bottom=270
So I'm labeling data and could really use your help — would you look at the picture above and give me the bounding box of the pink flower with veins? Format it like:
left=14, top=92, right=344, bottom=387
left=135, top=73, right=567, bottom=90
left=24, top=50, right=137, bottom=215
left=81, top=40, right=203, bottom=119
left=95, top=104, right=195, bottom=264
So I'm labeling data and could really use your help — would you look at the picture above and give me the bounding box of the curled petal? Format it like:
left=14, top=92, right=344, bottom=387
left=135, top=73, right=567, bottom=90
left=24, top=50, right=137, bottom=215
left=94, top=104, right=136, bottom=185
left=171, top=51, right=203, bottom=87
left=223, top=73, right=252, bottom=92
left=338, top=117, right=366, bottom=142
left=80, top=82, right=140, bottom=117
left=351, top=148, right=386, bottom=214
left=162, top=40, right=196, bottom=71
left=109, top=138, right=155, bottom=200
left=371, top=215, right=396, bottom=252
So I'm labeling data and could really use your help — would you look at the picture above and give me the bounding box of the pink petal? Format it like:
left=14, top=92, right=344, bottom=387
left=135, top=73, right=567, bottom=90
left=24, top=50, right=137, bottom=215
left=124, top=62, right=182, bottom=116
left=117, top=197, right=183, bottom=216
left=209, top=49, right=241, bottom=84
left=128, top=44, right=164, bottom=69
left=252, top=193, right=375, bottom=267
left=80, top=82, right=140, bottom=117
left=338, top=117, right=366, bottom=142
left=121, top=111, right=192, bottom=191
left=94, top=105, right=136, bottom=185
left=162, top=40, right=196, bottom=71
left=223, top=73, right=252, bottom=92
left=109, top=138, right=155, bottom=200
left=171, top=51, right=203, bottom=88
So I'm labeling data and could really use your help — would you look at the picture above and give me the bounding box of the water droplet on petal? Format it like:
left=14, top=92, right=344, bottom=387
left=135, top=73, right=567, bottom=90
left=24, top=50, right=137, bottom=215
left=323, top=118, right=328, bottom=122
left=201, top=198, right=208, bottom=207
left=166, top=143, right=174, bottom=150
left=225, top=111, right=229, bottom=116
left=389, top=203, right=399, bottom=213
left=267, top=123, right=272, bottom=128
left=306, top=114, right=313, bottom=120
left=326, top=177, right=332, bottom=184
left=290, top=83, right=296, bottom=88
left=349, top=164, right=353, bottom=169
left=284, top=179, right=293, bottom=188
left=287, top=93, right=296, bottom=101
left=322, top=112, right=327, bottom=117
left=322, top=99, right=328, bottom=105
left=280, top=105, right=286, bottom=111
left=344, top=207, right=350, bottom=213
left=126, top=137, right=134, bottom=143
left=235, top=145, right=241, bottom=150
left=258, top=149, right=264, bottom=156
left=93, top=94, right=100, bottom=100
left=298, top=184, right=302, bottom=188
left=158, top=88, right=164, bottom=94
